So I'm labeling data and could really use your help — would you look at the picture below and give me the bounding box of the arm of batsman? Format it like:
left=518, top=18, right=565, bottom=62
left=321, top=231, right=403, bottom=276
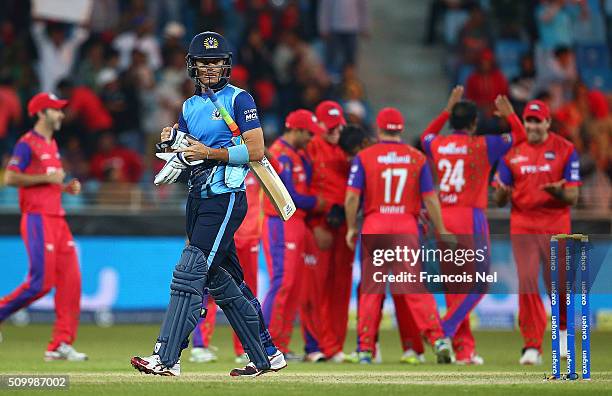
left=153, top=152, right=204, bottom=185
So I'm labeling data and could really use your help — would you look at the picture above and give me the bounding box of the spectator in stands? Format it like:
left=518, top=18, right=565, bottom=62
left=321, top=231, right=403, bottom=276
left=536, top=0, right=583, bottom=50
left=61, top=136, right=90, bottom=182
left=75, top=40, right=107, bottom=90
left=238, top=27, right=275, bottom=82
left=318, top=0, right=369, bottom=77
left=30, top=19, right=90, bottom=92
left=0, top=74, right=22, bottom=158
left=113, top=17, right=162, bottom=71
left=57, top=79, right=114, bottom=135
left=98, top=69, right=141, bottom=143
left=161, top=22, right=186, bottom=67
left=89, top=0, right=120, bottom=34
left=90, top=132, right=144, bottom=184
left=465, top=49, right=509, bottom=132
left=457, top=3, right=493, bottom=66
left=509, top=53, right=537, bottom=112
left=536, top=46, right=577, bottom=110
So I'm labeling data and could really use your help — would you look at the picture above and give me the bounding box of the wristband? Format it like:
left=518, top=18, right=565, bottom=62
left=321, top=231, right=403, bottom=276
left=227, top=144, right=250, bottom=164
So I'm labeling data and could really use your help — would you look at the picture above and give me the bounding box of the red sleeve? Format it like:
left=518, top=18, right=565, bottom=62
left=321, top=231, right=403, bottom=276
left=507, top=113, right=526, bottom=145
left=420, top=110, right=449, bottom=141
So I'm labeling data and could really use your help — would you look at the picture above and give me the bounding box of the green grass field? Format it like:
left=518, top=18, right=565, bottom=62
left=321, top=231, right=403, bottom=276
left=0, top=324, right=610, bottom=395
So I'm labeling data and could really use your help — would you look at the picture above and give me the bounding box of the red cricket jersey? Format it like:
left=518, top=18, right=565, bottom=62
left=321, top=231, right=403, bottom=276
left=6, top=130, right=65, bottom=216
left=347, top=141, right=434, bottom=229
left=306, top=135, right=349, bottom=208
left=421, top=110, right=525, bottom=209
left=236, top=172, right=262, bottom=239
left=263, top=138, right=316, bottom=219
left=497, top=133, right=580, bottom=233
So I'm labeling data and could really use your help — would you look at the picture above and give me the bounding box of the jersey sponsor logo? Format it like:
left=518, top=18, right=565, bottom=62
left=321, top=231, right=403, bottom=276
left=377, top=151, right=411, bottom=164
left=41, top=153, right=51, bottom=160
left=544, top=151, right=556, bottom=160
left=286, top=242, right=296, bottom=250
left=571, top=161, right=579, bottom=168
left=211, top=109, right=222, bottom=120
left=244, top=108, right=258, bottom=122
left=45, top=243, right=55, bottom=252
left=437, top=142, right=468, bottom=155
left=423, top=133, right=435, bottom=142
left=439, top=193, right=458, bottom=204
left=304, top=253, right=317, bottom=266
left=520, top=163, right=551, bottom=174
left=509, top=155, right=529, bottom=164
left=570, top=169, right=580, bottom=181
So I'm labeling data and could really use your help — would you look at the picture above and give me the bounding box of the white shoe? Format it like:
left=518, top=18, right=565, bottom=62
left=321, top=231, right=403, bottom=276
left=235, top=353, right=249, bottom=364
left=559, top=329, right=568, bottom=358
left=400, top=349, right=426, bottom=364
left=519, top=348, right=542, bottom=365
left=455, top=353, right=484, bottom=365
left=304, top=351, right=326, bottom=362
left=269, top=350, right=287, bottom=371
left=131, top=354, right=180, bottom=376
left=329, top=351, right=345, bottom=363
left=189, top=347, right=218, bottom=363
left=44, top=343, right=88, bottom=361
left=374, top=342, right=382, bottom=364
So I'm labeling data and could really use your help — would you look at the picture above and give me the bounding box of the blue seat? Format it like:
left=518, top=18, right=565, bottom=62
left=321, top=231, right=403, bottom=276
left=495, top=39, right=529, bottom=80
left=581, top=68, right=612, bottom=91
left=575, top=44, right=610, bottom=73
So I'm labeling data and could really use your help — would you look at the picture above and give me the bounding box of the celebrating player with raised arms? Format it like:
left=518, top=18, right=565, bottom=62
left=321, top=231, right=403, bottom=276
left=420, top=86, right=526, bottom=364
left=494, top=100, right=580, bottom=365
left=345, top=107, right=454, bottom=364
left=131, top=31, right=285, bottom=377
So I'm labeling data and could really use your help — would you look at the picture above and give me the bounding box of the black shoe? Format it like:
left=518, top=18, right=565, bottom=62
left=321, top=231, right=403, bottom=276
left=229, top=363, right=270, bottom=377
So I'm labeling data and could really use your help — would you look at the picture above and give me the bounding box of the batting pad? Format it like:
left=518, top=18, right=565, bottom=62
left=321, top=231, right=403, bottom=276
left=208, top=266, right=270, bottom=370
left=156, top=245, right=208, bottom=367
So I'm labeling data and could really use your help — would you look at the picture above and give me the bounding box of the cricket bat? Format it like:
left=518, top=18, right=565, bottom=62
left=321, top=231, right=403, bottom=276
left=203, top=87, right=296, bottom=221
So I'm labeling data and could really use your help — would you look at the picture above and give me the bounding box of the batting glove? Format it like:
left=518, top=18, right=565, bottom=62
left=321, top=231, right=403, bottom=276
left=155, top=128, right=194, bottom=152
left=154, top=152, right=203, bottom=185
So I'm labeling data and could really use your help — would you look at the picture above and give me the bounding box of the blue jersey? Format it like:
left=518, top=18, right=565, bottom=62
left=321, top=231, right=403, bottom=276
left=178, top=84, right=261, bottom=198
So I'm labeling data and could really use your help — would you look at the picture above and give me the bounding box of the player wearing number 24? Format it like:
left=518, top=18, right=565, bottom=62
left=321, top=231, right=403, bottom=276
left=419, top=86, right=526, bottom=364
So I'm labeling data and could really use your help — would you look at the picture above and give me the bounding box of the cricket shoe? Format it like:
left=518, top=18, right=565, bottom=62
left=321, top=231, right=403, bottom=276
left=400, top=349, right=426, bottom=365
left=230, top=350, right=287, bottom=377
left=304, top=351, right=326, bottom=362
left=344, top=351, right=359, bottom=363
left=328, top=351, right=345, bottom=363
left=131, top=354, right=180, bottom=376
left=44, top=343, right=88, bottom=361
left=433, top=338, right=453, bottom=364
left=235, top=353, right=249, bottom=364
left=455, top=353, right=484, bottom=365
left=374, top=342, right=382, bottom=364
left=358, top=351, right=373, bottom=364
left=559, top=329, right=567, bottom=358
left=519, top=348, right=542, bottom=365
left=189, top=347, right=218, bottom=363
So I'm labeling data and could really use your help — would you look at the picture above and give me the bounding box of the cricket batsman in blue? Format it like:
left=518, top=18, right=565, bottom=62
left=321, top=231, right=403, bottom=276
left=130, top=31, right=286, bottom=377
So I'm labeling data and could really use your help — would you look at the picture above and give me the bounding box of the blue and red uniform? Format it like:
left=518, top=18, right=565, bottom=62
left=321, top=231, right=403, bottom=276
left=496, top=132, right=580, bottom=352
left=0, top=130, right=81, bottom=351
left=193, top=172, right=262, bottom=355
left=420, top=110, right=525, bottom=360
left=303, top=133, right=353, bottom=357
left=348, top=141, right=446, bottom=353
left=262, top=138, right=318, bottom=353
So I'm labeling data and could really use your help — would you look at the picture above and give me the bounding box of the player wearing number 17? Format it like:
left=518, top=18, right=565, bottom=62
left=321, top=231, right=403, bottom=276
left=345, top=107, right=454, bottom=363
left=419, top=86, right=526, bottom=364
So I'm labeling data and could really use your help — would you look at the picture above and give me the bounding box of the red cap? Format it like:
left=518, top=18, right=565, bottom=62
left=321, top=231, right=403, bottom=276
left=27, top=92, right=68, bottom=117
left=285, top=109, right=324, bottom=135
left=522, top=100, right=550, bottom=122
left=376, top=107, right=404, bottom=131
left=315, top=100, right=346, bottom=130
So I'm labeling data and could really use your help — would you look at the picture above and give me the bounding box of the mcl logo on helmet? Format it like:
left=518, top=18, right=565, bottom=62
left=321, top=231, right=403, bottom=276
left=204, top=37, right=219, bottom=49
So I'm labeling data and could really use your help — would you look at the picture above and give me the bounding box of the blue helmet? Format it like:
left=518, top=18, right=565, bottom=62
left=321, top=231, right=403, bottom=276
left=186, top=31, right=232, bottom=91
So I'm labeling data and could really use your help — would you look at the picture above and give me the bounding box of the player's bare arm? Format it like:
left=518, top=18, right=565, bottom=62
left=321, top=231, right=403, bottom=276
left=541, top=179, right=579, bottom=206
left=177, top=128, right=265, bottom=162
left=4, top=168, right=65, bottom=187
left=344, top=189, right=360, bottom=250
left=445, top=85, right=464, bottom=112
